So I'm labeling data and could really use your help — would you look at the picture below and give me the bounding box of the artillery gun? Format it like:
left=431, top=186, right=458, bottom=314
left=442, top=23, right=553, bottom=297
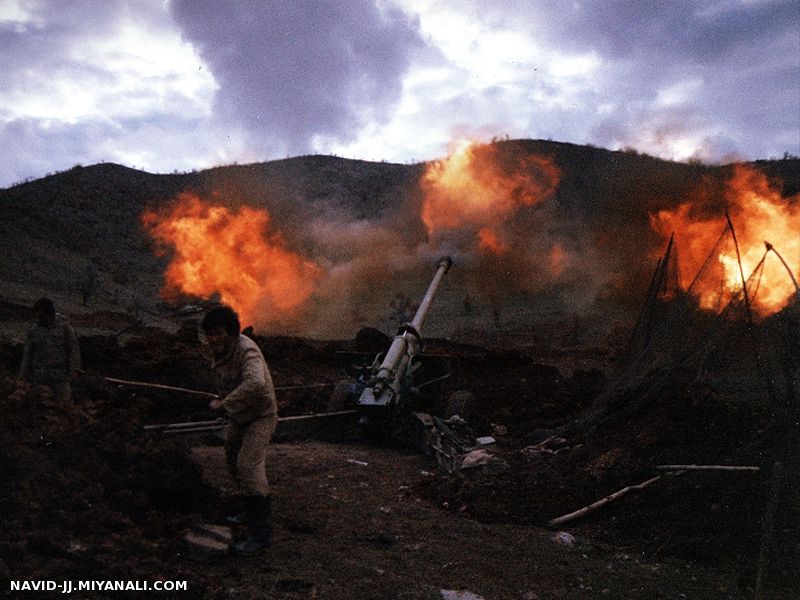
left=347, top=256, right=453, bottom=430
left=144, top=256, right=481, bottom=470
left=328, top=255, right=482, bottom=469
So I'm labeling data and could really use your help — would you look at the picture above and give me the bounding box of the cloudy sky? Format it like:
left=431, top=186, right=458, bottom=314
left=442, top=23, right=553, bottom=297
left=1, top=0, right=797, bottom=187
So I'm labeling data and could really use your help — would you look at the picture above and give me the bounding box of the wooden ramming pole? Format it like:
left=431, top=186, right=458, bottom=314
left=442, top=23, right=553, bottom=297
left=104, top=377, right=218, bottom=398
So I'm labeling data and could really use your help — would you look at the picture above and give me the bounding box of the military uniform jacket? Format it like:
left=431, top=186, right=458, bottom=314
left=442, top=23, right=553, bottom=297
left=20, top=314, right=81, bottom=383
left=212, top=334, right=277, bottom=427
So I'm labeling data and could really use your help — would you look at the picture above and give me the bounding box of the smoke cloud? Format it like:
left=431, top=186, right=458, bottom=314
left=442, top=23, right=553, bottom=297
left=169, top=0, right=425, bottom=158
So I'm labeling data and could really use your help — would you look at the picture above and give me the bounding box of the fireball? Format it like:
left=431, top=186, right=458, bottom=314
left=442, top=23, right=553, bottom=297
left=650, top=165, right=800, bottom=316
left=143, top=192, right=321, bottom=326
left=420, top=140, right=560, bottom=253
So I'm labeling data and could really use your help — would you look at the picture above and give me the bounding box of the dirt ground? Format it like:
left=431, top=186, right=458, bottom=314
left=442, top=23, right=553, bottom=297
left=0, top=305, right=798, bottom=599
left=0, top=386, right=765, bottom=600
left=183, top=440, right=753, bottom=600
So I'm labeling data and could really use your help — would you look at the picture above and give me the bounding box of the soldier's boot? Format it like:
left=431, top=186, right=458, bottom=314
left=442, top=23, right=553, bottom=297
left=225, top=497, right=248, bottom=524
left=234, top=495, right=272, bottom=556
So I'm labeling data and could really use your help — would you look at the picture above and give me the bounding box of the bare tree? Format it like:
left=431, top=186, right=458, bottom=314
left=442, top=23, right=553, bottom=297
left=77, top=262, right=98, bottom=307
left=387, top=292, right=416, bottom=327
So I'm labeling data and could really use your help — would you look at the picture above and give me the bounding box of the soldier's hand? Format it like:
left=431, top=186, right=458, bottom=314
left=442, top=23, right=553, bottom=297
left=208, top=398, right=224, bottom=411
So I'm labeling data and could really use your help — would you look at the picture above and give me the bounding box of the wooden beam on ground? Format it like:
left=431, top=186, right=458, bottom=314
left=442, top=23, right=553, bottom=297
left=144, top=410, right=361, bottom=442
left=548, top=475, right=665, bottom=528
left=656, top=464, right=760, bottom=472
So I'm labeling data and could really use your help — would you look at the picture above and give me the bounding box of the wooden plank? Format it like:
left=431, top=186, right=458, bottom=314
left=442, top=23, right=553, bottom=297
left=548, top=475, right=664, bottom=527
left=655, top=464, right=760, bottom=472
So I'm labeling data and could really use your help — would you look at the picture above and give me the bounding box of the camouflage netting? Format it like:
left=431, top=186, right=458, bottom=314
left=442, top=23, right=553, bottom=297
left=419, top=235, right=800, bottom=593
left=615, top=229, right=799, bottom=414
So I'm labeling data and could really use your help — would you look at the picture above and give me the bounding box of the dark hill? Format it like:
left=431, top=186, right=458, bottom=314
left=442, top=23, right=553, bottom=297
left=0, top=140, right=797, bottom=342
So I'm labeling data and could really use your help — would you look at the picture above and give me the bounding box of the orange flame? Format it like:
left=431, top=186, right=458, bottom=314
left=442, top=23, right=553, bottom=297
left=477, top=226, right=509, bottom=255
left=421, top=140, right=560, bottom=252
left=142, top=192, right=321, bottom=326
left=650, top=165, right=800, bottom=316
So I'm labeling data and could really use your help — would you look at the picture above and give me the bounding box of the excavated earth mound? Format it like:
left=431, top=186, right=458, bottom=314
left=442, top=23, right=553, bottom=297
left=0, top=321, right=797, bottom=598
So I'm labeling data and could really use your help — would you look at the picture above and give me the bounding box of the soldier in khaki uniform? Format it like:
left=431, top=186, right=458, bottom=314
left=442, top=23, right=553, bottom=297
left=19, top=298, right=81, bottom=403
left=202, top=306, right=278, bottom=555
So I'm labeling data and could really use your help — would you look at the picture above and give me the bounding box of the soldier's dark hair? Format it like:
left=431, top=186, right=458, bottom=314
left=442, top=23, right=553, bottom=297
left=201, top=306, right=240, bottom=336
left=33, top=297, right=56, bottom=316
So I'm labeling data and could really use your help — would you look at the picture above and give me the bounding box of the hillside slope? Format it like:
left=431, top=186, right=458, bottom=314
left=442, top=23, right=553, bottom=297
left=1, top=140, right=797, bottom=340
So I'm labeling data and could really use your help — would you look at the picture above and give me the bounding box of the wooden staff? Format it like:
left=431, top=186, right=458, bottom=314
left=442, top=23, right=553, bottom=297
left=548, top=474, right=666, bottom=527
left=105, top=377, right=337, bottom=396
left=143, top=418, right=225, bottom=433
left=104, top=377, right=219, bottom=398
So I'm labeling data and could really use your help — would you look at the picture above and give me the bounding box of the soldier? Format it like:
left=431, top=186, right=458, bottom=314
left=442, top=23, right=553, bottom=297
left=19, top=297, right=81, bottom=403
left=202, top=306, right=278, bottom=555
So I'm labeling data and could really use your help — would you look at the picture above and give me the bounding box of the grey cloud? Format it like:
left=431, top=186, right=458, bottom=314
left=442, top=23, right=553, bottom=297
left=0, top=0, right=796, bottom=186
left=685, top=1, right=799, bottom=62
left=0, top=112, right=217, bottom=186
left=480, top=0, right=799, bottom=159
left=489, top=0, right=797, bottom=63
left=0, top=118, right=114, bottom=184
left=591, top=105, right=740, bottom=161
left=0, top=0, right=170, bottom=70
left=170, top=0, right=426, bottom=157
left=0, top=1, right=213, bottom=186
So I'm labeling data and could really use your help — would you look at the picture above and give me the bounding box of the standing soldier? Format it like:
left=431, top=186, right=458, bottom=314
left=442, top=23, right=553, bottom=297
left=19, top=297, right=82, bottom=403
left=201, top=306, right=278, bottom=555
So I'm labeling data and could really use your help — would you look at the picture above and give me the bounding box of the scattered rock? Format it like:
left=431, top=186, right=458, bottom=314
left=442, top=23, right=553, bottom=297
left=460, top=449, right=509, bottom=473
left=183, top=530, right=231, bottom=560
left=551, top=531, right=576, bottom=546
left=461, top=449, right=492, bottom=468
left=440, top=590, right=485, bottom=600
left=195, top=523, right=232, bottom=545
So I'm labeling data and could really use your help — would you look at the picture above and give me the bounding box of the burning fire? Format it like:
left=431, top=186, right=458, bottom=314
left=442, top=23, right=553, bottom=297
left=420, top=140, right=560, bottom=252
left=650, top=165, right=800, bottom=316
left=142, top=192, right=321, bottom=326
left=477, top=226, right=509, bottom=255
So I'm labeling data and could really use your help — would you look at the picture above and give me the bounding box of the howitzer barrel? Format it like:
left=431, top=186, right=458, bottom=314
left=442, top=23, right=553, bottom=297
left=359, top=256, right=452, bottom=408
left=411, top=256, right=453, bottom=330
